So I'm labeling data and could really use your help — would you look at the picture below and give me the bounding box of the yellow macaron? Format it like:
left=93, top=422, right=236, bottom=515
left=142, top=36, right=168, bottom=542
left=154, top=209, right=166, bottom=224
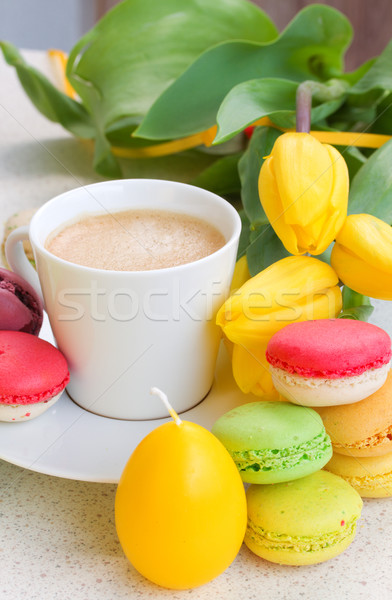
left=245, top=470, right=363, bottom=566
left=324, top=451, right=392, bottom=498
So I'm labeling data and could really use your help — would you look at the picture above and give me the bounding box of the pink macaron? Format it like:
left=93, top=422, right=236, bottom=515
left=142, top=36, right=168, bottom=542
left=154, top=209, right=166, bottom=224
left=0, top=331, right=69, bottom=421
left=266, top=319, right=391, bottom=407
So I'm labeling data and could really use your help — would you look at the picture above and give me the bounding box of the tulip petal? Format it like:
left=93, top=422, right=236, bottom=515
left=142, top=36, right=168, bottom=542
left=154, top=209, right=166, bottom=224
left=258, top=133, right=349, bottom=256
left=230, top=255, right=251, bottom=293
left=222, top=285, right=342, bottom=346
left=217, top=256, right=339, bottom=327
left=291, top=214, right=327, bottom=254
left=325, top=144, right=349, bottom=213
left=258, top=157, right=302, bottom=255
left=272, top=133, right=333, bottom=226
left=310, top=144, right=349, bottom=254
left=332, top=237, right=392, bottom=301
left=335, top=214, right=392, bottom=273
left=232, top=343, right=278, bottom=397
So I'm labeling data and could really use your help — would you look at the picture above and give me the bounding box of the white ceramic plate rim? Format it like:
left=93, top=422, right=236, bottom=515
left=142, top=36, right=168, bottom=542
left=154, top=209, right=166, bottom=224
left=0, top=315, right=251, bottom=482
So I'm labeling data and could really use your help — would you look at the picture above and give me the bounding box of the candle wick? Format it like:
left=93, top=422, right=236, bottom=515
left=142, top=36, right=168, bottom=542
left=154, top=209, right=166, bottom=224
left=150, top=387, right=182, bottom=425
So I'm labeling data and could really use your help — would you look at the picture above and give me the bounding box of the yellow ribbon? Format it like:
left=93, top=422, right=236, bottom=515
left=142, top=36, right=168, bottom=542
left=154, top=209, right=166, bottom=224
left=48, top=50, right=391, bottom=157
left=48, top=49, right=77, bottom=99
left=301, top=130, right=390, bottom=149
left=112, top=126, right=218, bottom=158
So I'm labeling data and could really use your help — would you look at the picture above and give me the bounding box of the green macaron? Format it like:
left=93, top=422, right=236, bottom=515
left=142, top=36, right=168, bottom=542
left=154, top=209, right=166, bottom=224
left=211, top=401, right=332, bottom=484
left=245, top=470, right=363, bottom=565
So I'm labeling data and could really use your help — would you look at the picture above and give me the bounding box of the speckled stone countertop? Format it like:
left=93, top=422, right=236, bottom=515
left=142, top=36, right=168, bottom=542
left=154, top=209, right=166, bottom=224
left=1, top=51, right=392, bottom=600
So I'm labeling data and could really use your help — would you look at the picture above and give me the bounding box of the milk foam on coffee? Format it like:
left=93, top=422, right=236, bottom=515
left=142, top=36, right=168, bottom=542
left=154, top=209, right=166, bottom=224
left=45, top=209, right=225, bottom=271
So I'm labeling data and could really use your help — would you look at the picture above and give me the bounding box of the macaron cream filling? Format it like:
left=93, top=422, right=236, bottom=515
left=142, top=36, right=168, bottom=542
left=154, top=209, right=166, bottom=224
left=342, top=471, right=392, bottom=492
left=212, top=401, right=332, bottom=484
left=270, top=363, right=390, bottom=389
left=270, top=363, right=389, bottom=394
left=333, top=423, right=392, bottom=453
left=230, top=431, right=331, bottom=474
left=245, top=515, right=358, bottom=554
left=270, top=363, right=390, bottom=407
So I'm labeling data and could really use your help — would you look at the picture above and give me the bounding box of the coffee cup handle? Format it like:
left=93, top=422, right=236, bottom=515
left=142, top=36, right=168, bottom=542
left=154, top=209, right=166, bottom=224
left=5, top=226, right=44, bottom=306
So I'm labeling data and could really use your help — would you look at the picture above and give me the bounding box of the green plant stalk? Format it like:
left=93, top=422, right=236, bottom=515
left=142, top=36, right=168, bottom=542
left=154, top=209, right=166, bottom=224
left=295, top=79, right=350, bottom=134
left=296, top=82, right=312, bottom=133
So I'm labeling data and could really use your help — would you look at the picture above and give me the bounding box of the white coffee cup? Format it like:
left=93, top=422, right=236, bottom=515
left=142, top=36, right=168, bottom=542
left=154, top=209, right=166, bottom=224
left=6, top=179, right=241, bottom=420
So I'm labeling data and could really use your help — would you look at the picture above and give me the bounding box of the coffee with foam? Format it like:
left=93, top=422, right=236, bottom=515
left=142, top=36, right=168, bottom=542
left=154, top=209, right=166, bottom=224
left=45, top=209, right=225, bottom=271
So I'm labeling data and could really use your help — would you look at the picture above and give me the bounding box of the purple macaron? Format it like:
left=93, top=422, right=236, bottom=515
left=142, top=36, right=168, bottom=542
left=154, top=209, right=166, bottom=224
left=0, top=267, right=43, bottom=335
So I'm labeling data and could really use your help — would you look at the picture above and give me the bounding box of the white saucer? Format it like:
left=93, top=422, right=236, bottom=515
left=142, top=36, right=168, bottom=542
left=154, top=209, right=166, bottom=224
left=1, top=300, right=391, bottom=482
left=0, top=315, right=252, bottom=482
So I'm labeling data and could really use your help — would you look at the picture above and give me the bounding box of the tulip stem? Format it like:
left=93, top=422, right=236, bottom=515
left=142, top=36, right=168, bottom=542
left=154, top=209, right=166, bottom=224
left=296, top=83, right=312, bottom=133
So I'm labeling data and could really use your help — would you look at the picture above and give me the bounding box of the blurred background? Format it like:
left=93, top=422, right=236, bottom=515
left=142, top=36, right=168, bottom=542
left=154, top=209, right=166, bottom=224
left=0, top=0, right=390, bottom=70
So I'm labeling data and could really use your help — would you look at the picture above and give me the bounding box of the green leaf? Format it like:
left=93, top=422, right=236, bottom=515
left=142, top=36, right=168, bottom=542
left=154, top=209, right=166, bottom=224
left=93, top=132, right=122, bottom=178
left=316, top=243, right=333, bottom=266
left=246, top=225, right=291, bottom=276
left=215, top=78, right=346, bottom=143
left=238, top=126, right=281, bottom=226
left=370, top=92, right=392, bottom=135
left=237, top=211, right=252, bottom=260
left=191, top=153, right=242, bottom=197
left=136, top=5, right=352, bottom=140
left=118, top=150, right=221, bottom=184
left=0, top=41, right=94, bottom=139
left=348, top=139, right=392, bottom=223
left=338, top=286, right=374, bottom=322
left=342, top=286, right=373, bottom=309
left=66, top=0, right=278, bottom=133
left=328, top=90, right=384, bottom=132
left=339, top=57, right=375, bottom=86
left=349, top=39, right=392, bottom=95
left=338, top=306, right=374, bottom=321
left=335, top=146, right=367, bottom=182
left=238, top=127, right=291, bottom=274
left=215, top=79, right=297, bottom=143
left=2, top=0, right=278, bottom=177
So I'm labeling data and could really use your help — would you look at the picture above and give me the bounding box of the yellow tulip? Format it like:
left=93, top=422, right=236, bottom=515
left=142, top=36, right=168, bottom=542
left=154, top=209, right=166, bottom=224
left=230, top=255, right=251, bottom=293
left=217, top=256, right=342, bottom=396
left=258, top=132, right=348, bottom=255
left=221, top=256, right=252, bottom=366
left=232, top=343, right=278, bottom=397
left=331, top=213, right=392, bottom=300
left=218, top=255, right=342, bottom=346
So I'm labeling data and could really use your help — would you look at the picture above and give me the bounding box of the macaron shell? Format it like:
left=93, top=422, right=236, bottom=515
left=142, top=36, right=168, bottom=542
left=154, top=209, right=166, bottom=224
left=0, top=267, right=43, bottom=335
left=245, top=471, right=363, bottom=565
left=316, top=370, right=392, bottom=457
left=324, top=452, right=392, bottom=498
left=0, top=331, right=69, bottom=404
left=211, top=402, right=332, bottom=484
left=0, top=288, right=35, bottom=333
left=212, top=401, right=326, bottom=451
left=1, top=208, right=37, bottom=268
left=266, top=319, right=391, bottom=378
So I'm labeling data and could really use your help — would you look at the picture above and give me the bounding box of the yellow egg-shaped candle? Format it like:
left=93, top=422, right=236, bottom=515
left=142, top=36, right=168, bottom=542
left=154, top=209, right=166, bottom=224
left=115, top=389, right=247, bottom=590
